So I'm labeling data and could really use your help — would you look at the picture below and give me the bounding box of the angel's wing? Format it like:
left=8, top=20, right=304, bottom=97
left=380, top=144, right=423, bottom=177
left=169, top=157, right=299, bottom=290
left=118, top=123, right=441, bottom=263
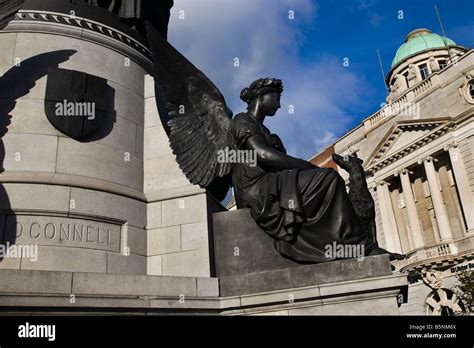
left=146, top=22, right=233, bottom=192
left=0, top=0, right=24, bottom=30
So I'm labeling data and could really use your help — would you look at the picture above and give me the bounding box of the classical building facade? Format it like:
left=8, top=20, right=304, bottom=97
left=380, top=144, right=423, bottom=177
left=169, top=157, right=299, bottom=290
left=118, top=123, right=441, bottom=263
left=310, top=28, right=474, bottom=315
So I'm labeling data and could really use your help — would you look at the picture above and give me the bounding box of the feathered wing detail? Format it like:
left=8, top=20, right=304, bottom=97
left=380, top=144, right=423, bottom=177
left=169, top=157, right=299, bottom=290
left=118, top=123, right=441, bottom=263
left=0, top=0, right=24, bottom=30
left=146, top=22, right=233, bottom=196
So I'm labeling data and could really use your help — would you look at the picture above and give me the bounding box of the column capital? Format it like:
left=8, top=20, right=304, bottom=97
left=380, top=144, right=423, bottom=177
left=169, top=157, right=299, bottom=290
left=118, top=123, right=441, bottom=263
left=417, top=155, right=438, bottom=165
left=374, top=179, right=391, bottom=187
left=443, top=140, right=459, bottom=152
left=394, top=168, right=413, bottom=177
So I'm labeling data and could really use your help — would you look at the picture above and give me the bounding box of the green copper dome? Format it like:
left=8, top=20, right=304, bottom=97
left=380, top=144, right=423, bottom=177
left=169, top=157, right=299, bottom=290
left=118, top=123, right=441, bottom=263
left=391, top=28, right=455, bottom=67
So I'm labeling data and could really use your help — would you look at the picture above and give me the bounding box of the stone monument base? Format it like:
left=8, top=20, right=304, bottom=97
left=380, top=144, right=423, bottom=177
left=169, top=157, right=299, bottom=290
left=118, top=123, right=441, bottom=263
left=0, top=255, right=408, bottom=315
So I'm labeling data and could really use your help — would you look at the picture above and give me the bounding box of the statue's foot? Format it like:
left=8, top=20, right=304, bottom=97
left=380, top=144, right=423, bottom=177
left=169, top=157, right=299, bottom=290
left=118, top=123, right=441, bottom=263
left=367, top=246, right=406, bottom=261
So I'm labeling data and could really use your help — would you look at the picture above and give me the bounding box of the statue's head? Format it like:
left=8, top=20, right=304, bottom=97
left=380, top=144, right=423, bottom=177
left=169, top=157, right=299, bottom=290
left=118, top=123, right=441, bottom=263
left=240, top=78, right=283, bottom=116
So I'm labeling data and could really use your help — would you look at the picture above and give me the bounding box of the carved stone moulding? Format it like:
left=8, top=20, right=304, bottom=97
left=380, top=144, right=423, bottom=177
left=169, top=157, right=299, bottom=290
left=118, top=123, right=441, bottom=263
left=459, top=69, right=474, bottom=105
left=2, top=0, right=153, bottom=72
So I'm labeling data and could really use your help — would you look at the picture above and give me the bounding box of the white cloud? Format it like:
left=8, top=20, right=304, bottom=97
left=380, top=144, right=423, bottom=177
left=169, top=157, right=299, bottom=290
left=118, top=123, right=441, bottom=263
left=168, top=0, right=370, bottom=159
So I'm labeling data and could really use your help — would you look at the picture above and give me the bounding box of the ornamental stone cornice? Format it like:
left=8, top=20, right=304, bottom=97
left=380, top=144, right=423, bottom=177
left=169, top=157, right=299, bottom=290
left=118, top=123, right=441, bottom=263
left=3, top=8, right=154, bottom=72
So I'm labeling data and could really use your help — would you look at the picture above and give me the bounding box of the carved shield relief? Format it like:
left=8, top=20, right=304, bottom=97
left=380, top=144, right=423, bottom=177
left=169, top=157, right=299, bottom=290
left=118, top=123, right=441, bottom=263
left=45, top=68, right=107, bottom=139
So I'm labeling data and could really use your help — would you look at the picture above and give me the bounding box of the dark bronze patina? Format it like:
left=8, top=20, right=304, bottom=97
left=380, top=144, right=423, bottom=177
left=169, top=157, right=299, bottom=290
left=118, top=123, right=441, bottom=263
left=146, top=27, right=405, bottom=264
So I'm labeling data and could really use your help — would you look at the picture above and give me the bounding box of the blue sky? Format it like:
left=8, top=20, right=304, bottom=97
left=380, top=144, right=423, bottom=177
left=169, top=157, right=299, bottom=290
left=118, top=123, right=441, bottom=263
left=168, top=0, right=473, bottom=160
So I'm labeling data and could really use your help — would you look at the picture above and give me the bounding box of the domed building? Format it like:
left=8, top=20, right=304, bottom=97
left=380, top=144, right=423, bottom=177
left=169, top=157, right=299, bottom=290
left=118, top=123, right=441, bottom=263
left=310, top=28, right=474, bottom=315
left=386, top=28, right=468, bottom=103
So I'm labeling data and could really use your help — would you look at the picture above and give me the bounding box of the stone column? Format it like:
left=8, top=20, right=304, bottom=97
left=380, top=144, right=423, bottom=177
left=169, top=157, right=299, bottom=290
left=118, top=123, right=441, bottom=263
left=375, top=180, right=403, bottom=254
left=396, top=169, right=424, bottom=249
left=419, top=156, right=454, bottom=241
left=444, top=142, right=474, bottom=231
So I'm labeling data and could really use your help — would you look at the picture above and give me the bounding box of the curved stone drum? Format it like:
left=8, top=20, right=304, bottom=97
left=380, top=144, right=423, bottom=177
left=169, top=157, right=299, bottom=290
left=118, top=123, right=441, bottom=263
left=0, top=0, right=219, bottom=277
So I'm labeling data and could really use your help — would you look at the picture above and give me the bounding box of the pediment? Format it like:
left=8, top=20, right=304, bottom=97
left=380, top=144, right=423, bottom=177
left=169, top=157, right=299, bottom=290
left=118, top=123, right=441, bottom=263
left=365, top=118, right=453, bottom=172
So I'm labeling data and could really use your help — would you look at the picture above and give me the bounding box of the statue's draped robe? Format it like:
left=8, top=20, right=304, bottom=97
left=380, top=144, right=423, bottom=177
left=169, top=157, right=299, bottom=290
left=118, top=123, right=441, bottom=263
left=230, top=113, right=376, bottom=262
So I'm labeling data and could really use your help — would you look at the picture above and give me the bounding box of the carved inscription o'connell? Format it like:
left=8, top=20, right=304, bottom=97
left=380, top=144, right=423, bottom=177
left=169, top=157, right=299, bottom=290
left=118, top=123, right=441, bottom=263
left=5, top=215, right=121, bottom=252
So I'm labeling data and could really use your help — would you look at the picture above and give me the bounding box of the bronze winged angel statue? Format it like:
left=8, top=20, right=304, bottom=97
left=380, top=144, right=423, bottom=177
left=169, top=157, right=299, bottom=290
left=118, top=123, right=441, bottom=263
left=146, top=24, right=405, bottom=264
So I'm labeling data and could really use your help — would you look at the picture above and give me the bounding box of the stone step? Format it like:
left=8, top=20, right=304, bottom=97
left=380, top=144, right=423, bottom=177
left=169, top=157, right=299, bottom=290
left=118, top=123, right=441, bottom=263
left=219, top=254, right=393, bottom=296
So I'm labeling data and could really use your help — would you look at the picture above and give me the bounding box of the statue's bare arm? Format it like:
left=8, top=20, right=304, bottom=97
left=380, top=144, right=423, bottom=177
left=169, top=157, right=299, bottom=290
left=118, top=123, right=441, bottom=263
left=246, top=135, right=315, bottom=171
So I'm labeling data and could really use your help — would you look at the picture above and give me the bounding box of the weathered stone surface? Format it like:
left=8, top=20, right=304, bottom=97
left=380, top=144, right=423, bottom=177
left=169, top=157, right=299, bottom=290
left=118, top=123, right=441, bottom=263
left=148, top=298, right=221, bottom=310
left=57, top=138, right=143, bottom=192
left=161, top=194, right=207, bottom=227
left=181, top=221, right=208, bottom=252
left=162, top=249, right=210, bottom=278
left=0, top=269, right=72, bottom=294
left=69, top=188, right=146, bottom=228
left=197, top=277, right=219, bottom=297
left=0, top=183, right=70, bottom=212
left=72, top=272, right=197, bottom=297
left=219, top=254, right=392, bottom=296
left=147, top=226, right=181, bottom=256
left=21, top=246, right=108, bottom=273
left=147, top=255, right=162, bottom=275
left=3, top=134, right=58, bottom=172
left=6, top=98, right=58, bottom=135
left=144, top=156, right=194, bottom=194
left=0, top=33, right=16, bottom=66
left=0, top=254, right=20, bottom=269
left=14, top=33, right=132, bottom=88
left=107, top=253, right=146, bottom=275
left=94, top=115, right=139, bottom=156
left=0, top=270, right=407, bottom=315
left=144, top=95, right=161, bottom=128
left=288, top=296, right=397, bottom=315
left=126, top=226, right=147, bottom=256
left=144, top=125, right=171, bottom=159
left=109, top=81, right=144, bottom=126
left=240, top=287, right=321, bottom=307
left=144, top=74, right=156, bottom=99
left=146, top=201, right=162, bottom=230
left=130, top=63, right=146, bottom=98
left=212, top=209, right=300, bottom=277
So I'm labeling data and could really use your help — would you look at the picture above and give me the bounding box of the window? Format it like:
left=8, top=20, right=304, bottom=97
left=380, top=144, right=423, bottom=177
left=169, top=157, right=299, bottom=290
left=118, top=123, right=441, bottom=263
left=419, top=63, right=430, bottom=80
left=403, top=71, right=409, bottom=87
left=438, top=59, right=447, bottom=70
left=461, top=79, right=474, bottom=105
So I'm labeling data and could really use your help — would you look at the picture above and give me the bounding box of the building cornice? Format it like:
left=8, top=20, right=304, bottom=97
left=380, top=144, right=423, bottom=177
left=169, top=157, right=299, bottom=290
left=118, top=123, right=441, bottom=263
left=365, top=112, right=473, bottom=176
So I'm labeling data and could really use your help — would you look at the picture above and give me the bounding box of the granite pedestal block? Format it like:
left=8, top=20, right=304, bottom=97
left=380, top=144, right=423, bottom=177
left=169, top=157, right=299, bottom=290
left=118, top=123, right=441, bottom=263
left=0, top=259, right=407, bottom=315
left=219, top=254, right=394, bottom=296
left=212, top=209, right=300, bottom=277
